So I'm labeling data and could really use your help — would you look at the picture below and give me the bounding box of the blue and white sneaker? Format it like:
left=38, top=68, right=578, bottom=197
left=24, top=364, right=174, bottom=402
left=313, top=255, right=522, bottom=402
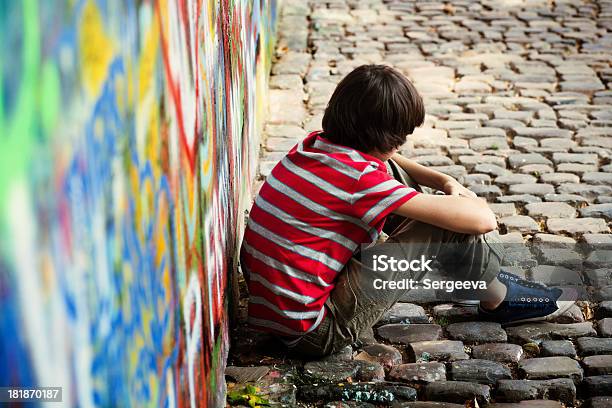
left=479, top=271, right=577, bottom=325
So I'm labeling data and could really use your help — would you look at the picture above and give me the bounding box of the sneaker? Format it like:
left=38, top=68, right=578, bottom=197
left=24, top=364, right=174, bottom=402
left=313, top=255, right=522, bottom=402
left=479, top=271, right=576, bottom=325
left=454, top=271, right=537, bottom=306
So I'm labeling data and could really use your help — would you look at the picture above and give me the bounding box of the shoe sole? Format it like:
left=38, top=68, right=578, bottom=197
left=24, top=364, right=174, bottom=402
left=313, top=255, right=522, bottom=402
left=454, top=300, right=480, bottom=306
left=500, top=287, right=578, bottom=327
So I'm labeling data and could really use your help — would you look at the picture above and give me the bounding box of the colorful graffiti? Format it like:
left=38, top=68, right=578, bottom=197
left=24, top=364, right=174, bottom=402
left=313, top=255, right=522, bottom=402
left=0, top=0, right=277, bottom=406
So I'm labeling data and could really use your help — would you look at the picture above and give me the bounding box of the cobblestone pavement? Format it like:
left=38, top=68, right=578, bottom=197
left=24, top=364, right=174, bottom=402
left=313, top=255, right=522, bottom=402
left=227, top=0, right=612, bottom=406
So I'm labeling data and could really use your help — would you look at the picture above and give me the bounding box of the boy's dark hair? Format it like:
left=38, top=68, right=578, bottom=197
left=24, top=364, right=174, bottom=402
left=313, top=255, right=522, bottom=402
left=322, top=64, right=425, bottom=154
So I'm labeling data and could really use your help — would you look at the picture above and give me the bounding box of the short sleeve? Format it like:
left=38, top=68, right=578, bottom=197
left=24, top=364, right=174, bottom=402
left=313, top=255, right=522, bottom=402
left=351, top=164, right=420, bottom=228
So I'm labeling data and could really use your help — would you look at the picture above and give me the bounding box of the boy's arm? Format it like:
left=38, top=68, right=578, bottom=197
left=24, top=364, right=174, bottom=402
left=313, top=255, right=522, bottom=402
left=391, top=153, right=476, bottom=198
left=392, top=193, right=497, bottom=235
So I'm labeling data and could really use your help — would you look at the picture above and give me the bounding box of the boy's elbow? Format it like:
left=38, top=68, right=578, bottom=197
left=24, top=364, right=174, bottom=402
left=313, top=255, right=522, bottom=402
left=476, top=219, right=497, bottom=234
left=475, top=211, right=497, bottom=234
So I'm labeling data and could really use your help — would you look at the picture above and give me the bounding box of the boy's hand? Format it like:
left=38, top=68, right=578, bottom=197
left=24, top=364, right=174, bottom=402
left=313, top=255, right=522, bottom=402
left=442, top=179, right=477, bottom=198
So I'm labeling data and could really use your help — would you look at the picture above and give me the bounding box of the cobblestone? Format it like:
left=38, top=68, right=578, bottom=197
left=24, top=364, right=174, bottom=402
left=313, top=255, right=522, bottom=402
left=583, top=375, right=612, bottom=396
left=389, top=362, right=447, bottom=383
left=497, top=194, right=542, bottom=205
left=464, top=174, right=492, bottom=187
left=489, top=203, right=517, bottom=218
left=508, top=183, right=555, bottom=196
left=446, top=322, right=507, bottom=343
left=576, top=338, right=612, bottom=357
left=508, top=153, right=553, bottom=169
left=532, top=233, right=576, bottom=247
left=379, top=303, right=429, bottom=325
left=580, top=204, right=612, bottom=221
left=299, top=382, right=417, bottom=404
left=525, top=202, right=576, bottom=219
left=424, top=381, right=490, bottom=405
left=518, top=164, right=554, bottom=176
left=470, top=184, right=503, bottom=199
left=583, top=355, right=612, bottom=376
left=409, top=340, right=469, bottom=362
left=553, top=153, right=599, bottom=165
left=499, top=215, right=540, bottom=234
left=583, top=172, right=612, bottom=186
left=531, top=265, right=583, bottom=286
left=471, top=343, right=524, bottom=363
left=506, top=322, right=597, bottom=344
left=539, top=173, right=581, bottom=186
left=268, top=90, right=308, bottom=125
left=449, top=359, right=512, bottom=384
left=547, top=218, right=610, bottom=236
left=470, top=137, right=510, bottom=152
left=599, top=319, right=612, bottom=337
left=557, top=183, right=612, bottom=199
left=355, top=344, right=403, bottom=371
left=495, top=174, right=537, bottom=186
left=475, top=163, right=510, bottom=177
left=543, top=193, right=589, bottom=206
left=378, top=324, right=442, bottom=344
left=586, top=396, right=612, bottom=408
left=451, top=128, right=507, bottom=140
left=432, top=303, right=479, bottom=320
left=540, top=340, right=577, bottom=358
left=586, top=269, right=612, bottom=287
left=496, top=379, right=576, bottom=405
left=519, top=357, right=583, bottom=383
left=303, top=360, right=359, bottom=383
left=585, top=251, right=612, bottom=269
left=236, top=0, right=612, bottom=405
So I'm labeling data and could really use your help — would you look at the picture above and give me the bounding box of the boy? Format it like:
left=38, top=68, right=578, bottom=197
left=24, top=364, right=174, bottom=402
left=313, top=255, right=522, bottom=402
left=240, top=65, right=575, bottom=357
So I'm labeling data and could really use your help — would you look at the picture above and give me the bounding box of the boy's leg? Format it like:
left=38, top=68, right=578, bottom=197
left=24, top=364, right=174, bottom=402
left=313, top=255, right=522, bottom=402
left=317, top=220, right=503, bottom=355
left=290, top=159, right=504, bottom=357
left=290, top=220, right=503, bottom=357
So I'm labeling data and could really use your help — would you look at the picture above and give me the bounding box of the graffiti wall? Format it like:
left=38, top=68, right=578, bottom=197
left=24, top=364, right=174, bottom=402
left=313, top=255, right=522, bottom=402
left=0, top=0, right=277, bottom=406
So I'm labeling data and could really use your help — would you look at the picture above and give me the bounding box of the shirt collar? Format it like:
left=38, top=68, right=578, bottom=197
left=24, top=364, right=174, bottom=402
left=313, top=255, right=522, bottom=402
left=312, top=131, right=386, bottom=169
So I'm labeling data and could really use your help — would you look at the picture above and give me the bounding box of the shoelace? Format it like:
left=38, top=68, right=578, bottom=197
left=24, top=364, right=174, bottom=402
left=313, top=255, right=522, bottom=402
left=499, top=272, right=558, bottom=304
left=499, top=272, right=549, bottom=290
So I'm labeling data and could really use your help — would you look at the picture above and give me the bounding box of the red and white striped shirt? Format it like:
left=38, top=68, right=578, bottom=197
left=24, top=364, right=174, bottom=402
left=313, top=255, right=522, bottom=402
left=240, top=132, right=419, bottom=339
